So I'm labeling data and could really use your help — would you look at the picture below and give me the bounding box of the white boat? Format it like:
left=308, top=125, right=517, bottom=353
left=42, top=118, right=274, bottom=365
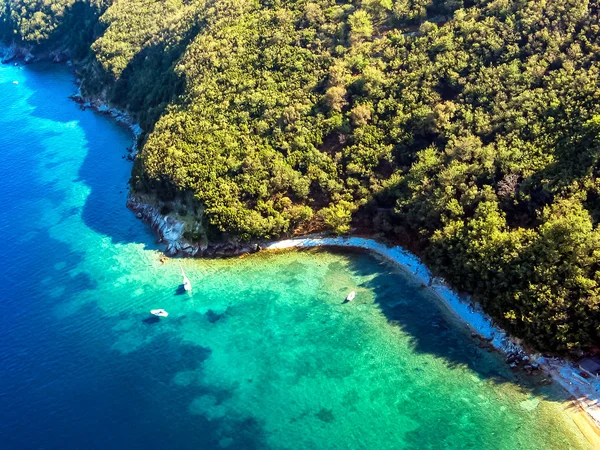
left=12, top=81, right=18, bottom=85
left=180, top=263, right=192, bottom=291
left=346, top=291, right=356, bottom=302
left=150, top=309, right=169, bottom=317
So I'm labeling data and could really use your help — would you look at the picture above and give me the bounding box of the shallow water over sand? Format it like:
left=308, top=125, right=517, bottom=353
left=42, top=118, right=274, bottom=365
left=0, top=63, right=593, bottom=449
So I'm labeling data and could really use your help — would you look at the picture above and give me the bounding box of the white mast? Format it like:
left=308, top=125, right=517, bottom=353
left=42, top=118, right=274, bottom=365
left=180, top=263, right=192, bottom=291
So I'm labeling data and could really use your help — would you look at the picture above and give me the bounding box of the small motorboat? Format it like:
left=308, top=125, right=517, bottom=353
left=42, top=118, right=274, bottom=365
left=150, top=309, right=169, bottom=317
left=12, top=81, right=18, bottom=85
left=346, top=291, right=356, bottom=302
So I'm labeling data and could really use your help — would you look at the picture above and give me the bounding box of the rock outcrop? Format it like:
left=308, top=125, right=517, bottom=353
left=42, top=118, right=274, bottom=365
left=0, top=42, right=60, bottom=65
left=127, top=195, right=261, bottom=258
left=0, top=43, right=33, bottom=64
left=70, top=92, right=142, bottom=155
left=0, top=44, right=16, bottom=64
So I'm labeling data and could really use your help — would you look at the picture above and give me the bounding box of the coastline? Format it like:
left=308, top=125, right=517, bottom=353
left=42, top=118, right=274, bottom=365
left=127, top=194, right=262, bottom=257
left=4, top=39, right=600, bottom=449
left=8, top=49, right=599, bottom=442
left=0, top=42, right=143, bottom=155
left=127, top=192, right=600, bottom=437
left=262, top=237, right=600, bottom=435
left=106, top=79, right=600, bottom=443
left=70, top=91, right=142, bottom=155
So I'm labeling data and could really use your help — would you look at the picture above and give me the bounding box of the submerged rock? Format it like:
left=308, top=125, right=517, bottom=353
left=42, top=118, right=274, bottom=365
left=205, top=309, right=224, bottom=323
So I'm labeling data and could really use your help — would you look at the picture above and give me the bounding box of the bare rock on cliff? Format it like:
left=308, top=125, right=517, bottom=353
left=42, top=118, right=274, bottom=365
left=165, top=241, right=181, bottom=256
left=1, top=46, right=15, bottom=64
left=161, top=217, right=184, bottom=243
left=127, top=195, right=264, bottom=259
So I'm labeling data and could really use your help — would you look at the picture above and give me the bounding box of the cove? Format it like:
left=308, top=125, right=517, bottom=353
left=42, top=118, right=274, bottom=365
left=0, top=62, right=594, bottom=450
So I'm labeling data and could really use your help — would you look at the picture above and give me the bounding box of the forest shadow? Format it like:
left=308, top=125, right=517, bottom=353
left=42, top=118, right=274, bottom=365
left=109, top=31, right=192, bottom=131
left=22, top=73, right=155, bottom=248
left=317, top=247, right=577, bottom=406
left=513, top=128, right=600, bottom=225
left=20, top=1, right=103, bottom=62
left=20, top=13, right=195, bottom=247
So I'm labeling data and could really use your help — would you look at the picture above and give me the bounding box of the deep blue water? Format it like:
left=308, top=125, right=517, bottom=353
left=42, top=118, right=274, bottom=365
left=0, top=63, right=593, bottom=450
left=0, top=63, right=161, bottom=448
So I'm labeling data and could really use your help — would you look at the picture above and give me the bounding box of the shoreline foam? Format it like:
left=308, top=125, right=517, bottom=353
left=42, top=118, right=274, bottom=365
left=263, top=236, right=600, bottom=434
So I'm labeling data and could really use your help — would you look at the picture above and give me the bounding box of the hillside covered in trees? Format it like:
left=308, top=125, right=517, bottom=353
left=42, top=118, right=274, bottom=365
left=3, top=0, right=600, bottom=353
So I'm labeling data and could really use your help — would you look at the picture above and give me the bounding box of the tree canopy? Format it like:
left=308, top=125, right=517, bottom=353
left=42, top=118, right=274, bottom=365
left=3, top=0, right=600, bottom=352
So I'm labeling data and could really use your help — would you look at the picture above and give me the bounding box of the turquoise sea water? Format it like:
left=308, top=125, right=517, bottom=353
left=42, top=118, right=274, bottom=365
left=0, top=63, right=594, bottom=449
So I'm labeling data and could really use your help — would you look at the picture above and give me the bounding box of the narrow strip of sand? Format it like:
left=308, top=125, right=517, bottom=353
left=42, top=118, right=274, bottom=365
left=263, top=236, right=600, bottom=440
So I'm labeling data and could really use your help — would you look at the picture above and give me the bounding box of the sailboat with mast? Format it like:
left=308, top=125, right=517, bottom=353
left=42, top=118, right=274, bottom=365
left=180, top=263, right=192, bottom=292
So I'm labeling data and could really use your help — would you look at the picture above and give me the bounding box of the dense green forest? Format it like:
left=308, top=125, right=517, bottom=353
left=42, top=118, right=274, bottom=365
left=3, top=0, right=600, bottom=353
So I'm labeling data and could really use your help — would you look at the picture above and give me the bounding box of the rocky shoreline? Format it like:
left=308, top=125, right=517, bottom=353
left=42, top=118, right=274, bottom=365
left=0, top=41, right=70, bottom=65
left=1, top=41, right=142, bottom=156
left=1, top=41, right=35, bottom=64
left=70, top=93, right=142, bottom=156
left=127, top=195, right=261, bottom=258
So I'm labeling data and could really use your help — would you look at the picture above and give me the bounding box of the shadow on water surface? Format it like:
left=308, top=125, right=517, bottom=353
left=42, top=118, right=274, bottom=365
left=175, top=284, right=189, bottom=296
left=142, top=315, right=161, bottom=325
left=319, top=248, right=575, bottom=405
left=22, top=63, right=155, bottom=248
left=21, top=27, right=194, bottom=248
